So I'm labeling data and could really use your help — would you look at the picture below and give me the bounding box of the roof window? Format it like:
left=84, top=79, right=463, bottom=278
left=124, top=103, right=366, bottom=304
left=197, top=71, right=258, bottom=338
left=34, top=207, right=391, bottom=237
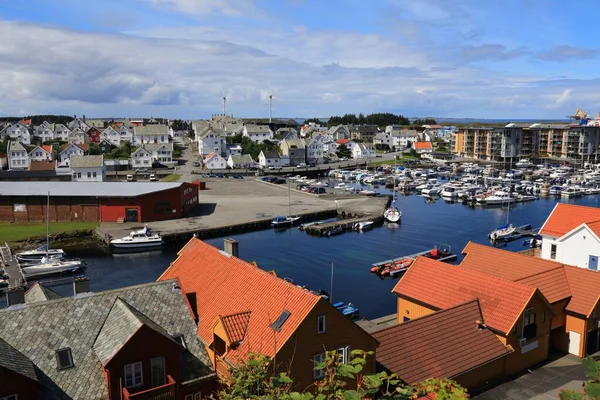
left=56, top=348, right=74, bottom=370
left=271, top=310, right=291, bottom=332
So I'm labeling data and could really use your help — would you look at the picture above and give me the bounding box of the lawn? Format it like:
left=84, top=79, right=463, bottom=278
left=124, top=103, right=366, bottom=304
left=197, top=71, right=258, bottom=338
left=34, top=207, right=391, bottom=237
left=0, top=221, right=99, bottom=243
left=368, top=156, right=418, bottom=166
left=161, top=174, right=181, bottom=182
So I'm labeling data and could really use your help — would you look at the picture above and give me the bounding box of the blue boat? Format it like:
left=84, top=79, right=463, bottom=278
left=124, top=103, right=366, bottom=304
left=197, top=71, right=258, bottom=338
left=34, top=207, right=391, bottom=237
left=271, top=215, right=300, bottom=227
left=333, top=301, right=360, bottom=320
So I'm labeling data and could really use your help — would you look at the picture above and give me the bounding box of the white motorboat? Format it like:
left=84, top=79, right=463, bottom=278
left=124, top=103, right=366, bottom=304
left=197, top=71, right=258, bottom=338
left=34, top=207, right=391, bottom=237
left=517, top=194, right=537, bottom=202
left=561, top=186, right=583, bottom=198
left=515, top=158, right=534, bottom=169
left=360, top=190, right=376, bottom=196
left=271, top=216, right=301, bottom=227
left=548, top=185, right=563, bottom=196
left=354, top=221, right=374, bottom=231
left=441, top=186, right=459, bottom=199
left=110, top=226, right=164, bottom=249
left=22, top=258, right=86, bottom=278
left=16, top=245, right=65, bottom=261
left=480, top=191, right=514, bottom=205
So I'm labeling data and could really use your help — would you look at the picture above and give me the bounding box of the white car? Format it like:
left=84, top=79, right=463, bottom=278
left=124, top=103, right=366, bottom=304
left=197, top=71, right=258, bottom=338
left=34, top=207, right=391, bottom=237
left=296, top=163, right=307, bottom=168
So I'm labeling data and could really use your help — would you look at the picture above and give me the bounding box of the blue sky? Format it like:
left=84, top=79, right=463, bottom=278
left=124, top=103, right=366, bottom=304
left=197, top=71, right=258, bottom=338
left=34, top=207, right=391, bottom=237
left=0, top=0, right=598, bottom=119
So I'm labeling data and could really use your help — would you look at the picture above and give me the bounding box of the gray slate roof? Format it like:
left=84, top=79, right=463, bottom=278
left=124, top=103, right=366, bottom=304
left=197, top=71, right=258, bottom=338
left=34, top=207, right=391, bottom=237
left=230, top=154, right=254, bottom=163
left=0, top=338, right=38, bottom=382
left=261, top=149, right=280, bottom=159
left=0, top=181, right=184, bottom=197
left=0, top=280, right=214, bottom=400
left=245, top=124, right=271, bottom=134
left=70, top=155, right=104, bottom=168
left=25, top=283, right=63, bottom=304
left=134, top=125, right=169, bottom=136
left=8, top=141, right=26, bottom=151
left=283, top=138, right=306, bottom=149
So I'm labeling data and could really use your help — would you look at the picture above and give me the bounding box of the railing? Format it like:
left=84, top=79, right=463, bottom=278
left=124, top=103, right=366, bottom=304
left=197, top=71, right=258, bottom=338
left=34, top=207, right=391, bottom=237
left=123, top=375, right=176, bottom=400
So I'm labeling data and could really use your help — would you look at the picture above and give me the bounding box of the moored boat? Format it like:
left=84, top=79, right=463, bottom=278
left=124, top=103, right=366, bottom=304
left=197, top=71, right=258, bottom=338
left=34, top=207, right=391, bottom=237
left=110, top=226, right=164, bottom=249
left=353, top=221, right=374, bottom=231
left=22, top=259, right=86, bottom=278
left=16, top=246, right=65, bottom=261
left=333, top=301, right=360, bottom=320
left=271, top=215, right=301, bottom=227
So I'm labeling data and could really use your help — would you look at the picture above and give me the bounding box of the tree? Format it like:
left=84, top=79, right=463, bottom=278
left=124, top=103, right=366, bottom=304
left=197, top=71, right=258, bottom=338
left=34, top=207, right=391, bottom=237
left=217, top=350, right=469, bottom=400
left=304, top=118, right=323, bottom=125
left=413, top=118, right=438, bottom=125
left=560, top=357, right=600, bottom=399
left=336, top=144, right=351, bottom=159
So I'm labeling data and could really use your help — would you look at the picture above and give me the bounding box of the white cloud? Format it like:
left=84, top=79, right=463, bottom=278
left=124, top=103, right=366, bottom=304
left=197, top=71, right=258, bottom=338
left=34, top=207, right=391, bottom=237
left=146, top=0, right=261, bottom=17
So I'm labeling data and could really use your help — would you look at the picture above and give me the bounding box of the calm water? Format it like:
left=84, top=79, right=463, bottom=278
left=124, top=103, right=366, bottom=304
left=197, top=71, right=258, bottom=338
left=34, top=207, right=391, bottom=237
left=36, top=192, right=600, bottom=319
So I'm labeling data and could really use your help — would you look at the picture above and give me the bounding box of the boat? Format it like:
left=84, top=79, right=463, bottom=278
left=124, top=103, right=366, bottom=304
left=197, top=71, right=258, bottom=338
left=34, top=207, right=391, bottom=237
left=110, top=226, right=164, bottom=249
left=383, top=207, right=402, bottom=223
left=333, top=301, right=360, bottom=319
left=515, top=158, right=534, bottom=169
left=422, top=185, right=442, bottom=196
left=548, top=185, right=563, bottom=196
left=17, top=251, right=64, bottom=263
left=22, top=258, right=86, bottom=278
left=359, top=190, right=376, bottom=196
left=479, top=191, right=514, bottom=205
left=271, top=216, right=301, bottom=227
left=353, top=221, right=374, bottom=231
left=488, top=224, right=517, bottom=240
left=376, top=258, right=414, bottom=277
left=517, top=194, right=537, bottom=202
left=441, top=186, right=459, bottom=199
left=561, top=186, right=583, bottom=198
left=326, top=226, right=345, bottom=237
left=16, top=246, right=65, bottom=261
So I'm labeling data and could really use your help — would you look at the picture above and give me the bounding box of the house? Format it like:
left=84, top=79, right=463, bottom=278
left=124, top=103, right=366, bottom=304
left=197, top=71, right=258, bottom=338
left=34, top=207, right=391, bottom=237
left=7, top=141, right=29, bottom=170
left=29, top=144, right=53, bottom=162
left=349, top=142, right=375, bottom=159
left=459, top=241, right=600, bottom=357
left=227, top=154, right=254, bottom=169
left=85, top=118, right=106, bottom=129
left=54, top=124, right=71, bottom=141
left=335, top=138, right=354, bottom=149
left=68, top=128, right=89, bottom=145
left=274, top=127, right=298, bottom=142
left=374, top=132, right=394, bottom=150
left=350, top=125, right=378, bottom=143
left=306, top=134, right=328, bottom=164
left=373, top=299, right=512, bottom=392
left=258, top=149, right=282, bottom=168
left=33, top=121, right=55, bottom=142
left=101, top=126, right=122, bottom=145
left=327, top=125, right=350, bottom=140
left=539, top=203, right=600, bottom=270
left=414, top=141, right=433, bottom=154
left=59, top=143, right=87, bottom=165
left=87, top=127, right=102, bottom=143
left=197, top=127, right=226, bottom=157
left=203, top=152, right=227, bottom=169
left=280, top=138, right=307, bottom=166
left=97, top=139, right=113, bottom=154
left=225, top=144, right=242, bottom=157
left=2, top=123, right=31, bottom=145
left=134, top=125, right=170, bottom=144
left=397, top=130, right=420, bottom=148
left=131, top=146, right=153, bottom=169
left=158, top=238, right=378, bottom=390
left=394, top=256, right=553, bottom=376
left=67, top=117, right=90, bottom=131
left=0, top=279, right=216, bottom=400
left=119, top=125, right=135, bottom=143
left=145, top=143, right=175, bottom=166
left=70, top=155, right=105, bottom=182
left=243, top=124, right=273, bottom=144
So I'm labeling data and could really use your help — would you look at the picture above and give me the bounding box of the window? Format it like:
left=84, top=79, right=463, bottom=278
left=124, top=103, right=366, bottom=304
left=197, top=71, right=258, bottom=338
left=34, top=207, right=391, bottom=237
left=550, top=244, right=557, bottom=260
left=87, top=172, right=91, bottom=178
left=194, top=394, right=202, bottom=400
left=151, top=356, right=166, bottom=387
left=336, top=346, right=350, bottom=364
left=542, top=311, right=546, bottom=323
left=523, top=309, right=537, bottom=339
left=56, top=348, right=74, bottom=370
left=317, top=315, right=326, bottom=334
left=313, top=353, right=325, bottom=379
left=124, top=362, right=143, bottom=388
left=93, top=172, right=97, bottom=178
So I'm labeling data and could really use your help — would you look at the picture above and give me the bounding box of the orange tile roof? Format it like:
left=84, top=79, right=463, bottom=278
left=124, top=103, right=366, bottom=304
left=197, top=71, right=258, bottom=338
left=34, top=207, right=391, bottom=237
left=461, top=242, right=572, bottom=303
left=221, top=311, right=251, bottom=344
left=540, top=203, right=600, bottom=237
left=158, top=238, right=321, bottom=363
left=336, top=139, right=351, bottom=145
left=392, top=257, right=537, bottom=334
left=414, top=142, right=433, bottom=150
left=563, top=267, right=600, bottom=317
left=41, top=145, right=52, bottom=153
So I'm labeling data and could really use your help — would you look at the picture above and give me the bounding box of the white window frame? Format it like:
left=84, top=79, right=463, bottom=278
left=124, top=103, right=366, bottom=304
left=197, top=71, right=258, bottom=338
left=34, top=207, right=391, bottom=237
left=124, top=361, right=143, bottom=388
left=317, top=315, right=326, bottom=334
left=313, top=353, right=325, bottom=379
left=337, top=346, right=350, bottom=364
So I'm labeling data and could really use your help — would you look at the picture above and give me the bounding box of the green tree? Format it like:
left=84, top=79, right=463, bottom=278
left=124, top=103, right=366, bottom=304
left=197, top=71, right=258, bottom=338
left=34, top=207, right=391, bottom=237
left=217, top=350, right=469, bottom=400
left=560, top=357, right=600, bottom=399
left=88, top=143, right=102, bottom=155
left=336, top=144, right=352, bottom=159
left=413, top=118, right=438, bottom=125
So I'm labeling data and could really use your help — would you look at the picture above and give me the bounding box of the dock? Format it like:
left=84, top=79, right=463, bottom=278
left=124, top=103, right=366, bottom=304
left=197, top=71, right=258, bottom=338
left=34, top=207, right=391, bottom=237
left=356, top=313, right=398, bottom=334
left=371, top=246, right=458, bottom=277
left=303, top=214, right=384, bottom=237
left=0, top=245, right=26, bottom=289
left=491, top=224, right=538, bottom=244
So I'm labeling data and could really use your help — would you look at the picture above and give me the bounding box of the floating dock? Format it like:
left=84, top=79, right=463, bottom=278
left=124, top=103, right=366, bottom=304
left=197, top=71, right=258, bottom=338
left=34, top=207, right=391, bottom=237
left=371, top=246, right=458, bottom=277
left=490, top=224, right=537, bottom=244
left=0, top=245, right=26, bottom=289
left=303, top=215, right=383, bottom=237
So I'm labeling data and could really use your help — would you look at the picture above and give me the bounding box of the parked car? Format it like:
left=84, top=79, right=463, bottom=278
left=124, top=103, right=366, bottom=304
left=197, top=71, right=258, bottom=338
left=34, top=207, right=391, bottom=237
left=296, top=163, right=307, bottom=168
left=268, top=166, right=282, bottom=170
left=340, top=157, right=348, bottom=161
left=149, top=174, right=158, bottom=182
left=274, top=179, right=287, bottom=184
left=135, top=168, right=148, bottom=173
left=296, top=184, right=308, bottom=190
left=126, top=174, right=135, bottom=182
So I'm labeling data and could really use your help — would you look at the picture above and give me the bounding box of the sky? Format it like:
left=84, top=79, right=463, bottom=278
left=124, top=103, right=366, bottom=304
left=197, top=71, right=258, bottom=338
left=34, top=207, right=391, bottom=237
left=0, top=0, right=598, bottom=119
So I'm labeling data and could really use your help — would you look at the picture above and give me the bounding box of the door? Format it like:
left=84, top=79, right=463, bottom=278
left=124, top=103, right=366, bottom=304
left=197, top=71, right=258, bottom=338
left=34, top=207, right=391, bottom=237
left=569, top=331, right=581, bottom=356
left=590, top=255, right=599, bottom=271
left=125, top=208, right=138, bottom=222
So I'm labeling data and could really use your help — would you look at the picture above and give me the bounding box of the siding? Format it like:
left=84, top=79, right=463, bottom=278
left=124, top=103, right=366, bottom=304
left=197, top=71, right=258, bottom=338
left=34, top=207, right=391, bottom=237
left=0, top=196, right=100, bottom=222
left=397, top=296, right=437, bottom=322
left=453, top=356, right=506, bottom=393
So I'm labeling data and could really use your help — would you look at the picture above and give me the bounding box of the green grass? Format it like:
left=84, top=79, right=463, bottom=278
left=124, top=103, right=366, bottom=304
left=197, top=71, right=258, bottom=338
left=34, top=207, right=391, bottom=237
left=0, top=221, right=99, bottom=243
left=161, top=174, right=181, bottom=182
left=368, top=156, right=418, bottom=166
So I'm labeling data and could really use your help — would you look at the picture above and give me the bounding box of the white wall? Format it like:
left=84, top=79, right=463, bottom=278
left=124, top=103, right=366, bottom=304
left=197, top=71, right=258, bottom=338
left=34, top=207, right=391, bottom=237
left=541, top=228, right=600, bottom=270
left=60, top=147, right=84, bottom=163
left=8, top=151, right=28, bottom=170
left=71, top=166, right=105, bottom=182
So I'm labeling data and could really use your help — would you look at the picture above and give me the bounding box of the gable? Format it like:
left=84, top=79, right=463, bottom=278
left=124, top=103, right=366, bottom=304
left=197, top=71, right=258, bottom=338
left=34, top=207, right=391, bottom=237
left=557, top=223, right=600, bottom=243
left=540, top=203, right=600, bottom=237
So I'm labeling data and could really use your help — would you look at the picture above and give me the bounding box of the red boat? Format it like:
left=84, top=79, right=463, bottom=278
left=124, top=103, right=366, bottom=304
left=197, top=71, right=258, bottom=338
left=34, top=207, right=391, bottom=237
left=376, top=258, right=414, bottom=277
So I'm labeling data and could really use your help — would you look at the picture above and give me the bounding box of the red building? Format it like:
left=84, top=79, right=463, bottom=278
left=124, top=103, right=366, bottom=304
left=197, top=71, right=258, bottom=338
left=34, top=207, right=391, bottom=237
left=87, top=127, right=102, bottom=143
left=0, top=181, right=199, bottom=223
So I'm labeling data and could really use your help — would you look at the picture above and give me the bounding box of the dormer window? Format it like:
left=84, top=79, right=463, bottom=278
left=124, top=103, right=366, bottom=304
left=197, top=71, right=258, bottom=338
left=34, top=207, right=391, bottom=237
left=56, top=348, right=74, bottom=370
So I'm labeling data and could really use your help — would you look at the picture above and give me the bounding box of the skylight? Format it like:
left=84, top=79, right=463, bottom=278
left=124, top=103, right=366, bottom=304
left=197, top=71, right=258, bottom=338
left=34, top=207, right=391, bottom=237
left=271, top=310, right=291, bottom=332
left=56, top=348, right=74, bottom=370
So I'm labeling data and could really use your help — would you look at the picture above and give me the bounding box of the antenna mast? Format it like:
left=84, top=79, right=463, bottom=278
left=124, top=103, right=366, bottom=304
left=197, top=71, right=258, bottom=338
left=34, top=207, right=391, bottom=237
left=269, top=95, right=273, bottom=123
left=223, top=96, right=227, bottom=116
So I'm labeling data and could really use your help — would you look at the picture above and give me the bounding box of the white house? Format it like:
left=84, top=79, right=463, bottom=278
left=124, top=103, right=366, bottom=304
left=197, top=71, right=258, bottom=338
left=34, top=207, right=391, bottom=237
left=101, top=126, right=122, bottom=146
left=227, top=154, right=255, bottom=169
left=414, top=141, right=433, bottom=154
left=226, top=144, right=242, bottom=157
left=243, top=124, right=273, bottom=144
left=258, top=149, right=282, bottom=168
left=539, top=203, right=600, bottom=270
left=203, top=152, right=227, bottom=169
left=130, top=147, right=152, bottom=169
left=68, top=128, right=89, bottom=145
left=197, top=128, right=226, bottom=157
left=397, top=130, right=420, bottom=148
left=327, top=125, right=350, bottom=140
left=349, top=142, right=375, bottom=159
left=7, top=141, right=29, bottom=170
left=144, top=143, right=174, bottom=166
left=119, top=126, right=134, bottom=143
left=68, top=118, right=90, bottom=132
left=2, top=123, right=31, bottom=145
left=306, top=134, right=326, bottom=164
left=133, top=125, right=169, bottom=144
left=374, top=132, right=394, bottom=149
left=29, top=145, right=53, bottom=162
left=33, top=122, right=55, bottom=143
left=59, top=143, right=86, bottom=165
left=52, top=124, right=70, bottom=141
left=70, top=155, right=105, bottom=182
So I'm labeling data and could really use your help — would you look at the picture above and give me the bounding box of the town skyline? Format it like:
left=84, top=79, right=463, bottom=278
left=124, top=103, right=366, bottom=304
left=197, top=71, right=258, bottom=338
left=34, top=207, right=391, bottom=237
left=2, top=0, right=600, bottom=119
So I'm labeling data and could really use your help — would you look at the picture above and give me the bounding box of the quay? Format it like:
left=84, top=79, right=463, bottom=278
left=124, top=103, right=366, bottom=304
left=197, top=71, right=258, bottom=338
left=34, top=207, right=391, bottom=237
left=303, top=214, right=384, bottom=236
left=371, top=245, right=457, bottom=272
left=356, top=313, right=398, bottom=334
left=0, top=245, right=25, bottom=289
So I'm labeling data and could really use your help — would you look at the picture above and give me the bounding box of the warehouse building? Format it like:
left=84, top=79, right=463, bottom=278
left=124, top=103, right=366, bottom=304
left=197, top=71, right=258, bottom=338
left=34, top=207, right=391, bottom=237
left=0, top=181, right=199, bottom=223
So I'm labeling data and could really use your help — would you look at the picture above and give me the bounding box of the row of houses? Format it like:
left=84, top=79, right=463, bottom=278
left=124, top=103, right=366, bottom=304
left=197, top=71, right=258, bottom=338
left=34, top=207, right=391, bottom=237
left=0, top=119, right=171, bottom=147
left=3, top=203, right=600, bottom=399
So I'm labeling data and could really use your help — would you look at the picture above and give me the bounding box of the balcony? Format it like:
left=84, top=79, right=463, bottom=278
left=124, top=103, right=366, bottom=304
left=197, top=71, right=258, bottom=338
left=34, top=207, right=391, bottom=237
left=123, top=375, right=176, bottom=400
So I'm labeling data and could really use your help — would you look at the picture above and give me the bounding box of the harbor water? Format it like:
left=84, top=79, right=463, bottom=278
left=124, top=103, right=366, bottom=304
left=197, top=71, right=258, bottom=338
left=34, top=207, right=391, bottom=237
left=39, top=192, right=600, bottom=320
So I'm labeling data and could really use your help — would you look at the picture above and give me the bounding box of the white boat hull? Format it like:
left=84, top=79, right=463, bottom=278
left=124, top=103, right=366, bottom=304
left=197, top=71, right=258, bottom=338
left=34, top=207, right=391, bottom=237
left=384, top=208, right=402, bottom=223
left=22, top=260, right=85, bottom=276
left=110, top=239, right=164, bottom=249
left=484, top=198, right=515, bottom=205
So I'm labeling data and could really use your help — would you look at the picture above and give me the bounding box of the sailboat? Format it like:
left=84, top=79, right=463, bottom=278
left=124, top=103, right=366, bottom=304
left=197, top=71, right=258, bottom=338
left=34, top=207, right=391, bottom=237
left=271, top=180, right=301, bottom=227
left=384, top=161, right=402, bottom=223
left=488, top=201, right=516, bottom=241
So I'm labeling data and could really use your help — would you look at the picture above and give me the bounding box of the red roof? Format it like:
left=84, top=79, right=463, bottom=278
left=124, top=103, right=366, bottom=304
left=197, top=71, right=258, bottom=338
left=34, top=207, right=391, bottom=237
left=393, top=257, right=537, bottom=334
left=414, top=142, right=433, bottom=150
left=158, top=238, right=321, bottom=363
left=540, top=203, right=600, bottom=237
left=18, top=119, right=31, bottom=126
left=221, top=311, right=251, bottom=344
left=373, top=300, right=511, bottom=385
left=336, top=139, right=351, bottom=145
left=41, top=145, right=52, bottom=153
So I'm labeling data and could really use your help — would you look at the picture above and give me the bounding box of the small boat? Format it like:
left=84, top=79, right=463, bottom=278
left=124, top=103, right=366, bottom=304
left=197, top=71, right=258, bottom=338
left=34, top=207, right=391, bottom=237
left=375, top=258, right=414, bottom=277
left=326, top=226, right=345, bottom=237
left=383, top=206, right=402, bottom=223
left=488, top=224, right=517, bottom=240
left=353, top=221, right=374, bottom=231
left=110, top=226, right=164, bottom=249
left=480, top=191, right=514, bottom=206
left=16, top=245, right=65, bottom=260
left=517, top=194, right=537, bottom=202
left=17, top=253, right=63, bottom=263
left=271, top=215, right=301, bottom=227
left=515, top=158, right=534, bottom=169
left=333, top=301, right=360, bottom=320
left=360, top=190, right=376, bottom=196
left=22, top=259, right=86, bottom=278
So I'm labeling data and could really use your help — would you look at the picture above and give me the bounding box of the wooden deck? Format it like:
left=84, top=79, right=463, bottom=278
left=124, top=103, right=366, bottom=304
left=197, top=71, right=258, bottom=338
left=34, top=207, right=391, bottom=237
left=0, top=245, right=26, bottom=289
left=303, top=215, right=383, bottom=236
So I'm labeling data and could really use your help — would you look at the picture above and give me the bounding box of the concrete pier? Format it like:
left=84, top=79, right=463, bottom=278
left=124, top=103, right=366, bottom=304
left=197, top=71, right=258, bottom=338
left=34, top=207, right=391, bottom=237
left=0, top=245, right=25, bottom=289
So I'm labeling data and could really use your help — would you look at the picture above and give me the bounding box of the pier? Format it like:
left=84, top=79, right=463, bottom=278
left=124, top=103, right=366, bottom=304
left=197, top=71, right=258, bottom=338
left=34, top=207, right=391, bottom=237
left=0, top=245, right=25, bottom=289
left=303, top=214, right=383, bottom=236
left=356, top=313, right=398, bottom=334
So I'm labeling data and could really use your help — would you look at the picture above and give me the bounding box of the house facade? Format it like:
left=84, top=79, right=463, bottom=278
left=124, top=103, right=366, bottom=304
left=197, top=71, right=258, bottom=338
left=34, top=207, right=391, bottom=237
left=0, top=279, right=216, bottom=400
left=227, top=154, right=254, bottom=169
left=29, top=145, right=53, bottom=162
left=197, top=128, right=226, bottom=157
left=203, top=152, right=227, bottom=169
left=134, top=125, right=170, bottom=144
left=54, top=124, right=71, bottom=141
left=144, top=143, right=174, bottom=166
left=70, top=155, right=106, bottom=182
left=101, top=126, right=122, bottom=145
left=2, top=123, right=31, bottom=145
left=131, top=147, right=153, bottom=169
left=350, top=125, right=378, bottom=143
left=280, top=139, right=307, bottom=166
left=349, top=142, right=375, bottom=159
left=7, top=141, right=29, bottom=170
left=243, top=124, right=273, bottom=144
left=33, top=122, right=55, bottom=143
left=415, top=141, right=433, bottom=154
left=327, top=125, right=350, bottom=140
left=258, top=149, right=282, bottom=168
left=68, top=128, right=89, bottom=145
left=59, top=143, right=86, bottom=165
left=158, top=238, right=378, bottom=391
left=87, top=127, right=102, bottom=143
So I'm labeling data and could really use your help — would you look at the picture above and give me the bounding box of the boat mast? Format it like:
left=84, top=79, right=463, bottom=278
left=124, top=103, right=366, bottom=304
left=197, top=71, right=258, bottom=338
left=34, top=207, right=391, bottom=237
left=46, top=190, right=50, bottom=257
left=329, top=262, right=334, bottom=304
left=288, top=179, right=291, bottom=217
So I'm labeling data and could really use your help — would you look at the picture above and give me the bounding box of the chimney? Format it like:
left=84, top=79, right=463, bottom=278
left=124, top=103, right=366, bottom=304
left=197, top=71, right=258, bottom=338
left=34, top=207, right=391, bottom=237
left=73, top=277, right=90, bottom=295
left=224, top=238, right=239, bottom=258
left=83, top=115, right=86, bottom=122
left=476, top=319, right=486, bottom=330
left=6, top=286, right=25, bottom=307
